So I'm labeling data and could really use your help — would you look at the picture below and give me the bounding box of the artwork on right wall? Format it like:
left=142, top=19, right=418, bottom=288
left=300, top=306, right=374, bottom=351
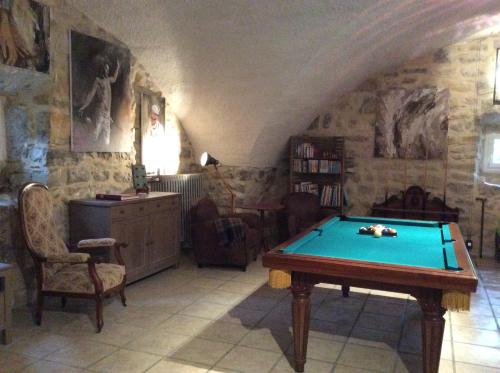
left=374, top=88, right=449, bottom=159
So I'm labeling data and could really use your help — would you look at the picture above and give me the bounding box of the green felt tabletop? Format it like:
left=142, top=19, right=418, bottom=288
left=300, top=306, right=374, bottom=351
left=283, top=216, right=459, bottom=270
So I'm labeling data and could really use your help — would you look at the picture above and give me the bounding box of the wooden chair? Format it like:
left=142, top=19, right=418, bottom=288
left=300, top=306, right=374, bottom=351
left=18, top=182, right=127, bottom=332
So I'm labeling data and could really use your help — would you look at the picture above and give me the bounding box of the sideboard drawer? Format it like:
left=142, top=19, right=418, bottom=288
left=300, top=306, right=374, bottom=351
left=111, top=203, right=148, bottom=220
left=148, top=197, right=179, bottom=213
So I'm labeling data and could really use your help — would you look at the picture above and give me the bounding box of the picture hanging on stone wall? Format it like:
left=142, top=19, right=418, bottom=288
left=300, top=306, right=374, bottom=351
left=374, top=88, right=449, bottom=159
left=0, top=0, right=50, bottom=73
left=70, top=30, right=132, bottom=152
left=140, top=92, right=168, bottom=175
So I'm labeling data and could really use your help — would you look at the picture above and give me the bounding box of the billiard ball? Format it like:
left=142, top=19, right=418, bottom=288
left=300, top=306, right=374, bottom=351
left=374, top=229, right=383, bottom=238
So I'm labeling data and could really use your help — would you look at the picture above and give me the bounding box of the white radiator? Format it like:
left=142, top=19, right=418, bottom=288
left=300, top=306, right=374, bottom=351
left=149, top=173, right=205, bottom=246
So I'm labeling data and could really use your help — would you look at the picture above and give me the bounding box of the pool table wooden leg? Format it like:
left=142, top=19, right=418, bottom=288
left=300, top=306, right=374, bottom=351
left=291, top=273, right=313, bottom=373
left=417, top=289, right=446, bottom=373
left=341, top=285, right=350, bottom=297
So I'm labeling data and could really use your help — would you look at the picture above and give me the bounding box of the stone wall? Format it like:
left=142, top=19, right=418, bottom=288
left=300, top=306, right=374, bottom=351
left=306, top=34, right=500, bottom=257
left=0, top=0, right=197, bottom=305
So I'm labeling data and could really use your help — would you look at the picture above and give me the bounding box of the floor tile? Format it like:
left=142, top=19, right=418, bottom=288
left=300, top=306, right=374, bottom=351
left=20, top=360, right=84, bottom=372
left=348, top=326, right=399, bottom=350
left=451, top=313, right=498, bottom=331
left=158, top=315, right=213, bottom=336
left=86, top=322, right=145, bottom=347
left=356, top=312, right=402, bottom=334
left=239, top=329, right=292, bottom=353
left=452, top=325, right=500, bottom=348
left=215, top=346, right=282, bottom=373
left=200, top=290, right=246, bottom=306
left=453, top=342, right=500, bottom=368
left=6, top=333, right=77, bottom=358
left=126, top=330, right=192, bottom=356
left=219, top=306, right=268, bottom=327
left=299, top=337, right=344, bottom=363
left=146, top=359, right=209, bottom=373
left=0, top=350, right=37, bottom=373
left=171, top=337, right=234, bottom=366
left=337, top=344, right=397, bottom=372
left=180, top=301, right=232, bottom=320
left=217, top=281, right=260, bottom=295
left=333, top=365, right=378, bottom=372
left=45, top=340, right=117, bottom=368
left=89, top=349, right=161, bottom=373
left=363, top=299, right=406, bottom=316
left=271, top=355, right=334, bottom=373
left=455, top=361, right=500, bottom=372
left=198, top=320, right=251, bottom=344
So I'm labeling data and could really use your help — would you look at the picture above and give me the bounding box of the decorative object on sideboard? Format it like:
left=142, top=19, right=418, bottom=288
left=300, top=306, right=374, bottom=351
left=132, top=164, right=149, bottom=194
left=200, top=152, right=236, bottom=213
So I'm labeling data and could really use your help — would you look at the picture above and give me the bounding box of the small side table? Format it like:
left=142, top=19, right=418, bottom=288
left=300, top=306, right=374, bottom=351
left=237, top=202, right=284, bottom=251
left=0, top=263, right=12, bottom=344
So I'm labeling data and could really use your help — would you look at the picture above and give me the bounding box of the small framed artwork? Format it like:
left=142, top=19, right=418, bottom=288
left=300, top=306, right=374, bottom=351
left=140, top=92, right=167, bottom=175
left=70, top=30, right=132, bottom=152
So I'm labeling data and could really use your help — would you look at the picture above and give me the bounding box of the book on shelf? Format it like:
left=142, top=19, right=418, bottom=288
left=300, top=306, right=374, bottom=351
left=320, top=184, right=341, bottom=207
left=96, top=193, right=140, bottom=201
left=293, top=159, right=341, bottom=174
left=293, top=182, right=319, bottom=195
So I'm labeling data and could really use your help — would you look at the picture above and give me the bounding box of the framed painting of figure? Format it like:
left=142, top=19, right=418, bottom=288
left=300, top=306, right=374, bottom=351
left=141, top=92, right=166, bottom=175
left=374, top=88, right=449, bottom=160
left=140, top=92, right=181, bottom=175
left=0, top=0, right=50, bottom=73
left=70, top=30, right=132, bottom=152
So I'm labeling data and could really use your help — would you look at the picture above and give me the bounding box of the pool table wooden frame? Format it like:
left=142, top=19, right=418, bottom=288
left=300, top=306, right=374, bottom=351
left=262, top=216, right=478, bottom=373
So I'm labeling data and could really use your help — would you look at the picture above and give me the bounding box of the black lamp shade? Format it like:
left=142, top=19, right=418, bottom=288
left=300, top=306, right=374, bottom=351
left=200, top=152, right=219, bottom=167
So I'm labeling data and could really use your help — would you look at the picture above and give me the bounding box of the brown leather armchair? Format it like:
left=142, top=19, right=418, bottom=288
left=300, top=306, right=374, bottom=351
left=278, top=192, right=332, bottom=241
left=191, top=198, right=262, bottom=271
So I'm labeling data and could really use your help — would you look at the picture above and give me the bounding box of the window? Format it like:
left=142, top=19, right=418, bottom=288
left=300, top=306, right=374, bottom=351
left=483, top=133, right=500, bottom=173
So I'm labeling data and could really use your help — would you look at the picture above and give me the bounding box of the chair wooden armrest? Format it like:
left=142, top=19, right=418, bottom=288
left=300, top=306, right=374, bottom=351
left=77, top=238, right=116, bottom=249
left=71, top=239, right=127, bottom=266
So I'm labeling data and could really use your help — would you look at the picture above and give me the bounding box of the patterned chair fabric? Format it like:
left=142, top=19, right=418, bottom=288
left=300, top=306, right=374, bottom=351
left=20, top=184, right=125, bottom=294
left=43, top=263, right=125, bottom=294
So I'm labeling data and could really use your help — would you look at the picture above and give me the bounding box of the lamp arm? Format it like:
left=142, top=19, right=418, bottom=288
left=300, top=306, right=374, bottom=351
left=214, top=165, right=235, bottom=213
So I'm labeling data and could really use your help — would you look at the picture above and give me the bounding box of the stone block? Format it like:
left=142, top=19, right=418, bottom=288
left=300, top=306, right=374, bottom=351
left=68, top=167, right=90, bottom=183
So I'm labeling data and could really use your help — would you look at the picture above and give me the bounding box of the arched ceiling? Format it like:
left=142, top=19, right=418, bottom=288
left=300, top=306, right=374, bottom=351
left=66, top=0, right=500, bottom=167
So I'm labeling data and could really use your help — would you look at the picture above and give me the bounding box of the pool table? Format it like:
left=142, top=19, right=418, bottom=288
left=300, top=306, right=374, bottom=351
left=262, top=215, right=478, bottom=373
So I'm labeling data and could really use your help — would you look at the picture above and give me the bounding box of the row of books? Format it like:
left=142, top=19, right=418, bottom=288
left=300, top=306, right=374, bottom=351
left=294, top=142, right=340, bottom=160
left=292, top=159, right=341, bottom=174
left=293, top=182, right=319, bottom=195
left=292, top=183, right=342, bottom=208
left=320, top=184, right=342, bottom=207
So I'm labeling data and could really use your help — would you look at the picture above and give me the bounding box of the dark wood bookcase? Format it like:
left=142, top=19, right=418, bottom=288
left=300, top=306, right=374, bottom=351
left=289, top=136, right=345, bottom=214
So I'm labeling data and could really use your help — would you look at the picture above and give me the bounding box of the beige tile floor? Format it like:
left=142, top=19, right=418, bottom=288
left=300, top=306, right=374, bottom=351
left=1, top=255, right=499, bottom=373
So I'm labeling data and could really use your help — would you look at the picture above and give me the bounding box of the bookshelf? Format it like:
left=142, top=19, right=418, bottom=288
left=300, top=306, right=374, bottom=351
left=289, top=136, right=345, bottom=214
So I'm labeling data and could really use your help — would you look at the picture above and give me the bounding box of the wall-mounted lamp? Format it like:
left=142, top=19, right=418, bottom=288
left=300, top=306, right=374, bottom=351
left=200, top=152, right=235, bottom=212
left=494, top=48, right=500, bottom=104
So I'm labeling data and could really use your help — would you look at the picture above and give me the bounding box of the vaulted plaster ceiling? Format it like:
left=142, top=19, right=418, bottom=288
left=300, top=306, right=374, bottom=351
left=67, top=0, right=500, bottom=167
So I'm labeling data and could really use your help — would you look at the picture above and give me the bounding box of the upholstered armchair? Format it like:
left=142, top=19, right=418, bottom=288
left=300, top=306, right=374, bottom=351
left=18, top=182, right=127, bottom=332
left=191, top=197, right=262, bottom=271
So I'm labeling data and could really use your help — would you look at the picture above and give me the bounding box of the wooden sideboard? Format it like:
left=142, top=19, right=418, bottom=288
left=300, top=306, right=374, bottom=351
left=70, top=192, right=181, bottom=283
left=0, top=263, right=12, bottom=344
